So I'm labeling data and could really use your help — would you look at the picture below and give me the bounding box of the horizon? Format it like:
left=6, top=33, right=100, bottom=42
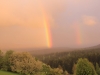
left=2, top=43, right=100, bottom=51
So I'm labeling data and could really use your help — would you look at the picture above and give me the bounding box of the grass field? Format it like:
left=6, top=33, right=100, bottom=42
left=0, top=70, right=20, bottom=75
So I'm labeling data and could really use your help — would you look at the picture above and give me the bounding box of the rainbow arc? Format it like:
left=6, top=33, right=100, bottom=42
left=39, top=2, right=52, bottom=48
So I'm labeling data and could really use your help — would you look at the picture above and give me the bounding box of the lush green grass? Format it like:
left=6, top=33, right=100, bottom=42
left=0, top=70, right=20, bottom=75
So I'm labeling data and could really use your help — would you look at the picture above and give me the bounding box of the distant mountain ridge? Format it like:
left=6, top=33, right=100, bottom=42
left=29, top=48, right=74, bottom=55
left=83, top=44, right=100, bottom=50
left=91, top=44, right=100, bottom=48
left=2, top=44, right=100, bottom=55
left=29, top=44, right=100, bottom=55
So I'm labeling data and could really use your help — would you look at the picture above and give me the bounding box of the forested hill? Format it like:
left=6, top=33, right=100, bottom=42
left=27, top=44, right=100, bottom=55
left=34, top=47, right=100, bottom=74
left=86, top=44, right=100, bottom=49
left=1, top=46, right=100, bottom=75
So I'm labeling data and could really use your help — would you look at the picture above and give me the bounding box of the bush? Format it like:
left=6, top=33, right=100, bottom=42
left=0, top=50, right=3, bottom=69
left=74, top=58, right=97, bottom=75
left=9, top=52, right=43, bottom=75
left=2, top=50, right=13, bottom=71
left=96, top=63, right=100, bottom=75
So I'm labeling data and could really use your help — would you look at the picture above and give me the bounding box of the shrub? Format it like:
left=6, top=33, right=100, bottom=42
left=9, top=52, right=43, bottom=75
left=74, top=58, right=97, bottom=75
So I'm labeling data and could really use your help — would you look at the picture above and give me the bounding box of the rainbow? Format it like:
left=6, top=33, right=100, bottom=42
left=43, top=15, right=52, bottom=48
left=39, top=2, right=52, bottom=48
left=74, top=22, right=82, bottom=45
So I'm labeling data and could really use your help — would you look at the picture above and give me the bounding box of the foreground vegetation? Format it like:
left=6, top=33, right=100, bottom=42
left=35, top=48, right=100, bottom=74
left=0, top=70, right=19, bottom=75
left=0, top=50, right=64, bottom=75
left=0, top=49, right=100, bottom=75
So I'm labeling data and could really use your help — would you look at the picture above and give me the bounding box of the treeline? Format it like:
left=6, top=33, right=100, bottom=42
left=35, top=48, right=100, bottom=74
left=0, top=50, right=65, bottom=75
left=1, top=50, right=100, bottom=75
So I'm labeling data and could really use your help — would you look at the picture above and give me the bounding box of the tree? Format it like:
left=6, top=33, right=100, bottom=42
left=96, top=63, right=100, bottom=75
left=64, top=70, right=69, bottom=75
left=0, top=50, right=3, bottom=69
left=2, top=50, right=13, bottom=71
left=9, top=52, right=43, bottom=75
left=72, top=63, right=76, bottom=74
left=52, top=68, right=63, bottom=75
left=74, top=58, right=97, bottom=75
left=42, top=64, right=53, bottom=75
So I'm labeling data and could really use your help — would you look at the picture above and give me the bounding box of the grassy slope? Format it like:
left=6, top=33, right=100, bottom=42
left=0, top=70, right=20, bottom=75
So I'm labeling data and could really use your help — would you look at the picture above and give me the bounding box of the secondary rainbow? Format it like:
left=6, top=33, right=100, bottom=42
left=74, top=22, right=82, bottom=45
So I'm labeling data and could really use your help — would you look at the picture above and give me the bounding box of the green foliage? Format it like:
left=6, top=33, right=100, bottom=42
left=42, top=64, right=52, bottom=75
left=2, top=50, right=13, bottom=71
left=9, top=52, right=43, bottom=75
left=63, top=70, right=69, bottom=75
left=0, top=50, right=3, bottom=69
left=0, top=70, right=20, bottom=75
left=2, top=50, right=100, bottom=75
left=36, top=48, right=100, bottom=74
left=96, top=63, right=100, bottom=75
left=0, top=50, right=65, bottom=75
left=49, top=68, right=63, bottom=75
left=42, top=64, right=64, bottom=75
left=72, top=63, right=76, bottom=74
left=74, top=58, right=97, bottom=75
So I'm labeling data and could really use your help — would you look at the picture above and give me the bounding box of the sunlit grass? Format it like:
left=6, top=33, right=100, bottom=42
left=0, top=70, right=20, bottom=75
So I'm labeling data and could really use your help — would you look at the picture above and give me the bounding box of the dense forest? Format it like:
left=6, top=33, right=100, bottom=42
left=0, top=48, right=100, bottom=75
left=35, top=48, right=100, bottom=74
left=0, top=50, right=64, bottom=75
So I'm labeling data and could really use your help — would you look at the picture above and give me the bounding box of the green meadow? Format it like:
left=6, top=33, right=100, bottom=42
left=0, top=70, right=20, bottom=75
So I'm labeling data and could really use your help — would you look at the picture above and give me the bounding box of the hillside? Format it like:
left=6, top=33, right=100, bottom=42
left=29, top=44, right=100, bottom=55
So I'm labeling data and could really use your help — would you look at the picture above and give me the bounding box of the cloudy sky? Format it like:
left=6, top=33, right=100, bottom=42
left=0, top=0, right=100, bottom=50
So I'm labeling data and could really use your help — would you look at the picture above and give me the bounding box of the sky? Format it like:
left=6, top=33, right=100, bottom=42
left=0, top=0, right=100, bottom=50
